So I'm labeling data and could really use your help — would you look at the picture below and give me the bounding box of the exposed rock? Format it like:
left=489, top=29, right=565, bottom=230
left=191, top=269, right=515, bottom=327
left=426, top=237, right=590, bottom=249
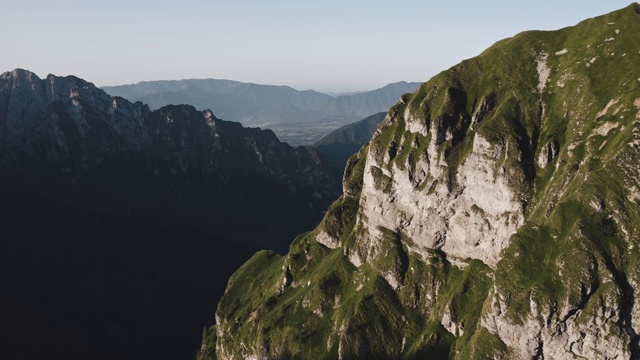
left=537, top=140, right=560, bottom=169
left=358, top=132, right=523, bottom=269
left=208, top=4, right=640, bottom=360
left=315, top=230, right=340, bottom=249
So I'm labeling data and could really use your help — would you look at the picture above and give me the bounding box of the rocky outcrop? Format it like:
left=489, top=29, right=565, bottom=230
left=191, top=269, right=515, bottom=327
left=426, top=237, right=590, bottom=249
left=210, top=4, right=640, bottom=360
left=353, top=130, right=524, bottom=269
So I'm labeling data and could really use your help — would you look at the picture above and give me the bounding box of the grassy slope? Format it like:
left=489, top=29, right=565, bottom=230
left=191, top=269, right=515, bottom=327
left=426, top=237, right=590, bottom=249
left=208, top=4, right=640, bottom=359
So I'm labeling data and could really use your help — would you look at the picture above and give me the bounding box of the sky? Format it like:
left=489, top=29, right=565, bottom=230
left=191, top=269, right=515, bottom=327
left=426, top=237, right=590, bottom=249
left=0, top=0, right=634, bottom=92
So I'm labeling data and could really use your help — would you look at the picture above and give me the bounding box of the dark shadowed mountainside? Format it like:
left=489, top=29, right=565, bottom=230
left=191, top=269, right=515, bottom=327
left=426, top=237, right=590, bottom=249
left=0, top=69, right=341, bottom=359
left=314, top=112, right=386, bottom=168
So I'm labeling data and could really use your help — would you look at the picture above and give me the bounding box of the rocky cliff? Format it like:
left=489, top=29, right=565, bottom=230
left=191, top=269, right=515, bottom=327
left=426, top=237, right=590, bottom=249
left=208, top=4, right=640, bottom=359
left=0, top=69, right=341, bottom=359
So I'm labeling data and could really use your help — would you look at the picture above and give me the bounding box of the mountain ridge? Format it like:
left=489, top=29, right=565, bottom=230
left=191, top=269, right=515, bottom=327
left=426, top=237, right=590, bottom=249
left=206, top=3, right=640, bottom=359
left=0, top=68, right=341, bottom=359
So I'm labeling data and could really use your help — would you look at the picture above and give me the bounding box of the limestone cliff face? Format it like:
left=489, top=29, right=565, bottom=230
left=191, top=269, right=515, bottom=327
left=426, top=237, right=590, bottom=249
left=351, top=128, right=524, bottom=271
left=209, top=4, right=640, bottom=360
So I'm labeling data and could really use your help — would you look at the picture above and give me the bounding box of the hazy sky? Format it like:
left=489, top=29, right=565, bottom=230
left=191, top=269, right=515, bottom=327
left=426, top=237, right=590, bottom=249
left=0, top=0, right=633, bottom=91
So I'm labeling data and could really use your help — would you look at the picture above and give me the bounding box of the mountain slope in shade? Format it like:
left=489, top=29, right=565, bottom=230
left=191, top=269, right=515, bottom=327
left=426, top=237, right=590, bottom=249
left=206, top=4, right=640, bottom=359
left=315, top=112, right=387, bottom=146
left=314, top=112, right=386, bottom=168
left=102, top=79, right=420, bottom=126
left=0, top=69, right=341, bottom=359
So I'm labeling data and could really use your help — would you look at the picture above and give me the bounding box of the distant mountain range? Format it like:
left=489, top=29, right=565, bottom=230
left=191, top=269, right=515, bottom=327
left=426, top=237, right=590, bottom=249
left=0, top=69, right=341, bottom=359
left=102, top=79, right=420, bottom=126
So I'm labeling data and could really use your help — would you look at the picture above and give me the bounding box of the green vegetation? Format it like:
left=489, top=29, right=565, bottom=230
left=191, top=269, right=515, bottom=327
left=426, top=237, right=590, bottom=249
left=202, top=4, right=640, bottom=359
left=342, top=144, right=369, bottom=196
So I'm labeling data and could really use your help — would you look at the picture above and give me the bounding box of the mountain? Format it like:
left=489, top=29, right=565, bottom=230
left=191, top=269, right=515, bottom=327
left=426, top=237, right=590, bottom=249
left=206, top=4, right=640, bottom=359
left=315, top=112, right=386, bottom=147
left=0, top=69, right=341, bottom=359
left=314, top=112, right=386, bottom=168
left=102, top=79, right=420, bottom=126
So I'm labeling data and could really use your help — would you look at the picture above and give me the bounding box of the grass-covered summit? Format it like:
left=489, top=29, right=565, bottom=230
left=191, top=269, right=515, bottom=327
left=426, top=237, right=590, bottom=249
left=204, top=4, right=640, bottom=359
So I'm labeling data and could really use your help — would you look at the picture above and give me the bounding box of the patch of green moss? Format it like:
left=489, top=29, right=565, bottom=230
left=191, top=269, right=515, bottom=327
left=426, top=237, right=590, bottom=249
left=318, top=195, right=359, bottom=243
left=370, top=166, right=393, bottom=193
left=196, top=326, right=217, bottom=360
left=343, top=144, right=369, bottom=196
left=457, top=327, right=507, bottom=359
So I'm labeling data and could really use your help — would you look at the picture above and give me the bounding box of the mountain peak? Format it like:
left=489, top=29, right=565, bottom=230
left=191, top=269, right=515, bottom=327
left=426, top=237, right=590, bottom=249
left=0, top=69, right=42, bottom=87
left=208, top=4, right=640, bottom=359
left=4, top=68, right=39, bottom=79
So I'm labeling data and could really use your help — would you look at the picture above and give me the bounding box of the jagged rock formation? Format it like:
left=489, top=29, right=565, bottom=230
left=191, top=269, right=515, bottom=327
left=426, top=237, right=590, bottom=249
left=102, top=79, right=420, bottom=126
left=0, top=69, right=335, bottom=191
left=0, top=69, right=341, bottom=359
left=314, top=112, right=386, bottom=168
left=207, top=4, right=640, bottom=359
